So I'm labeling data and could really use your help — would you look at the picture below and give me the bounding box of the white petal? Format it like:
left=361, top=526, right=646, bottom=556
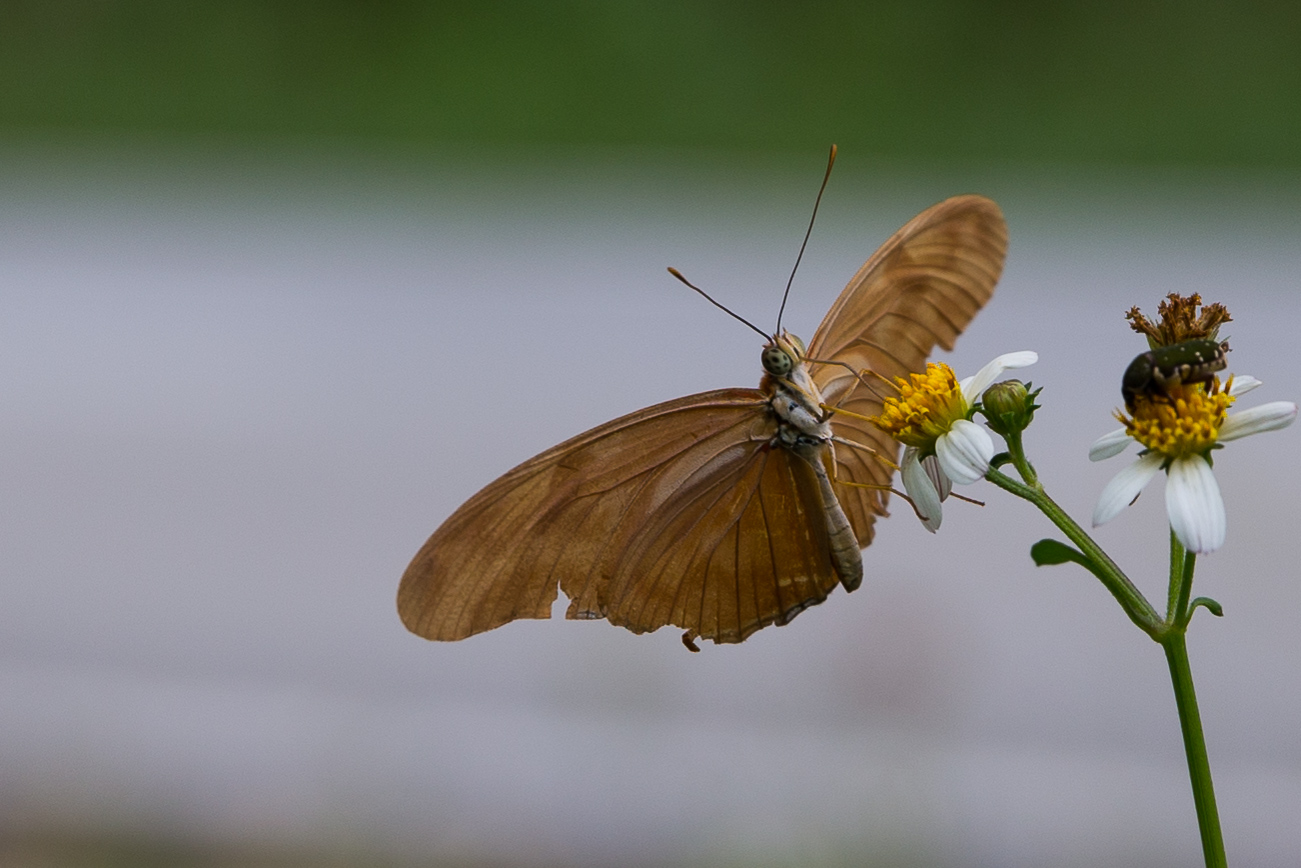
left=1219, top=401, right=1298, bottom=441
left=1166, top=454, right=1226, bottom=554
left=901, top=448, right=943, bottom=532
left=921, top=453, right=952, bottom=502
left=936, top=419, right=994, bottom=485
left=1228, top=375, right=1262, bottom=397
left=1092, top=451, right=1163, bottom=527
left=1089, top=428, right=1133, bottom=461
left=960, top=351, right=1039, bottom=402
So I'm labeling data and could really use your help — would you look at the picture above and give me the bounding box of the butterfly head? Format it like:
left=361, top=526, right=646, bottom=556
left=762, top=331, right=808, bottom=379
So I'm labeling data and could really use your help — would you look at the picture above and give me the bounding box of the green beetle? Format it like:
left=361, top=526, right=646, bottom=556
left=1122, top=338, right=1229, bottom=410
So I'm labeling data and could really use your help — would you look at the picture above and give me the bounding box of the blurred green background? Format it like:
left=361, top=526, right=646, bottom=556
left=4, top=0, right=1299, bottom=168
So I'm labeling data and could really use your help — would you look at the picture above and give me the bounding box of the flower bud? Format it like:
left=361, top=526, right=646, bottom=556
left=982, top=379, right=1040, bottom=436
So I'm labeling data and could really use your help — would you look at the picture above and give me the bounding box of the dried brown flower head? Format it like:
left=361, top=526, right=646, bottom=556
left=1125, top=294, right=1232, bottom=348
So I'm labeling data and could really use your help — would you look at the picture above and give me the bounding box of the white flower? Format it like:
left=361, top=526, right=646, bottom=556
left=873, top=351, right=1037, bottom=531
left=1091, top=373, right=1296, bottom=554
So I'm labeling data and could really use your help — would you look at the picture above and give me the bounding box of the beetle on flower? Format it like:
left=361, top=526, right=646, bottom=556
left=1091, top=372, right=1296, bottom=554
left=1091, top=295, right=1296, bottom=555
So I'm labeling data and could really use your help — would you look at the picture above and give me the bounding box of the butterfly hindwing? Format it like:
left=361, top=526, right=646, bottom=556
left=599, top=436, right=840, bottom=643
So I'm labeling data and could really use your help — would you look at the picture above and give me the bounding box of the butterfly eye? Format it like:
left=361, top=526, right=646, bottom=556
left=762, top=346, right=794, bottom=376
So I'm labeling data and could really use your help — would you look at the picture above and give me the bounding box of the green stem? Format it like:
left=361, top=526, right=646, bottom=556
left=1163, top=632, right=1226, bottom=867
left=986, top=429, right=1225, bottom=864
left=1002, top=429, right=1038, bottom=486
left=984, top=465, right=1163, bottom=636
left=1161, top=534, right=1223, bottom=865
left=1177, top=546, right=1197, bottom=628
left=1167, top=528, right=1184, bottom=623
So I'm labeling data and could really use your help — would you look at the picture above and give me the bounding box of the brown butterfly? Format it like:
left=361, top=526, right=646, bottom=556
left=398, top=184, right=1007, bottom=646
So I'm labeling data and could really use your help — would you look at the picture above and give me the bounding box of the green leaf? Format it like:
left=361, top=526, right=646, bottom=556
left=1190, top=596, right=1224, bottom=617
left=1031, top=538, right=1080, bottom=566
left=1030, top=538, right=1111, bottom=583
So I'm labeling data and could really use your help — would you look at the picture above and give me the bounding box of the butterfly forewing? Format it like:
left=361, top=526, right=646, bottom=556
left=399, top=193, right=1007, bottom=645
left=808, top=195, right=1008, bottom=546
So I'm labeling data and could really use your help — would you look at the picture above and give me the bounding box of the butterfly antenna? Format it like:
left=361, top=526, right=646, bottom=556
left=776, top=143, right=838, bottom=335
left=667, top=267, right=769, bottom=340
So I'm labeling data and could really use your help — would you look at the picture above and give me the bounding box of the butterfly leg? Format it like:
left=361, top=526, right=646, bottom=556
left=827, top=435, right=938, bottom=525
left=806, top=363, right=894, bottom=420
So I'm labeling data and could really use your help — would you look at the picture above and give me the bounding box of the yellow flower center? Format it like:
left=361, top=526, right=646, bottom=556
left=870, top=362, right=969, bottom=450
left=1119, top=378, right=1234, bottom=458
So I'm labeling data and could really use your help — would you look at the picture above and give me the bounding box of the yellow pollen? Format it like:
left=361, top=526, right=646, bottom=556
left=869, top=362, right=969, bottom=450
left=1119, top=378, right=1234, bottom=458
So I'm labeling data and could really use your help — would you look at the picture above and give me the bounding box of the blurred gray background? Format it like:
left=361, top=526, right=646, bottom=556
left=2, top=3, right=1301, bottom=867
left=1, top=146, right=1298, bottom=868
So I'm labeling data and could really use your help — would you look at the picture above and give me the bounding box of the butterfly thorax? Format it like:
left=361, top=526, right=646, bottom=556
left=760, top=331, right=832, bottom=452
left=759, top=330, right=860, bottom=594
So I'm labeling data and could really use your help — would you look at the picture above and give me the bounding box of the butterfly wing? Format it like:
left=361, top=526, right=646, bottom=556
left=597, top=429, right=843, bottom=643
left=806, top=195, right=1008, bottom=544
left=399, top=389, right=843, bottom=644
left=401, top=194, right=1006, bottom=645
